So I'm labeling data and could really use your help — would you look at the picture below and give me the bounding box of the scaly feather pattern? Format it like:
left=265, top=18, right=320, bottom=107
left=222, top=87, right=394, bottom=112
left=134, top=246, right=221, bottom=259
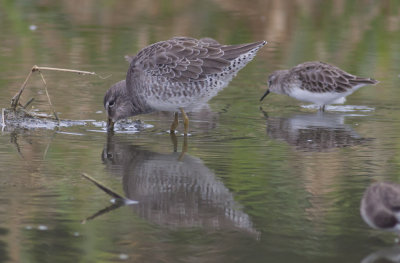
left=293, top=61, right=378, bottom=93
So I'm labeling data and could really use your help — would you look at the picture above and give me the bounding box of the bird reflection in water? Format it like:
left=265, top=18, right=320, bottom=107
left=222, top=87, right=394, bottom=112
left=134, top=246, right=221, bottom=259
left=361, top=246, right=400, bottom=263
left=261, top=108, right=370, bottom=152
left=85, top=133, right=259, bottom=237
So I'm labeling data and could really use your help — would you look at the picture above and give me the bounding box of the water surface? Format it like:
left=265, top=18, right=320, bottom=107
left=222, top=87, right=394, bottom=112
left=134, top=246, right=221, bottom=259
left=1, top=1, right=400, bottom=262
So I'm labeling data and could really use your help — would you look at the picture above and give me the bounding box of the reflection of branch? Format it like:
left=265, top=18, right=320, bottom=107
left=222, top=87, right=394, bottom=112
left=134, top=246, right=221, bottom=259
left=43, top=131, right=57, bottom=160
left=80, top=173, right=138, bottom=224
left=81, top=202, right=124, bottom=224
left=81, top=173, right=127, bottom=200
left=10, top=132, right=24, bottom=159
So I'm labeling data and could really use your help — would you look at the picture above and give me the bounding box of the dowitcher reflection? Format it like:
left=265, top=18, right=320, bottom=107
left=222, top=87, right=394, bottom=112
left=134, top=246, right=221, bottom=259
left=100, top=134, right=259, bottom=236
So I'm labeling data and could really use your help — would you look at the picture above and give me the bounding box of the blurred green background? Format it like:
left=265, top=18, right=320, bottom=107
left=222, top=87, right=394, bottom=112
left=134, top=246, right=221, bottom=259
left=1, top=1, right=400, bottom=262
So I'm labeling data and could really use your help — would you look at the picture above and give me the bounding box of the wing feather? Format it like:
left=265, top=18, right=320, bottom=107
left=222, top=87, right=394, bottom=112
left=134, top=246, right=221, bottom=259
left=128, top=37, right=265, bottom=83
left=294, top=61, right=378, bottom=93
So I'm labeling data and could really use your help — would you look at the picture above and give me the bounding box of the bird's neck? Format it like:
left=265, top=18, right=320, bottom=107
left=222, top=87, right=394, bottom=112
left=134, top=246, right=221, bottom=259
left=126, top=84, right=153, bottom=115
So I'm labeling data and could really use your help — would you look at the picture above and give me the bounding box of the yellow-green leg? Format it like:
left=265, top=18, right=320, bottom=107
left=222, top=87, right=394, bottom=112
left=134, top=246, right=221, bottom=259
left=179, top=108, right=189, bottom=135
left=170, top=132, right=178, bottom=152
left=178, top=134, right=188, bottom=161
left=170, top=112, right=179, bottom=134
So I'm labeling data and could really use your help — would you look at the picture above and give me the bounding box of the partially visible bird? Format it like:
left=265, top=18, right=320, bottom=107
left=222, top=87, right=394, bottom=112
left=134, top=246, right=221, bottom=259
left=260, top=61, right=378, bottom=111
left=104, top=36, right=266, bottom=134
left=360, top=182, right=400, bottom=233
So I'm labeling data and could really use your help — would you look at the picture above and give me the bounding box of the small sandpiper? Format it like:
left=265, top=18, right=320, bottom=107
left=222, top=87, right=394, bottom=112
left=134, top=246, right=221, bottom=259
left=260, top=61, right=378, bottom=111
left=104, top=37, right=266, bottom=134
left=360, top=182, right=400, bottom=233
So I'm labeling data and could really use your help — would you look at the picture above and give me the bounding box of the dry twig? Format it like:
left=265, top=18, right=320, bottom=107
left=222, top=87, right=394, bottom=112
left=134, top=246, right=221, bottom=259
left=37, top=70, right=59, bottom=122
left=22, top=98, right=35, bottom=109
left=10, top=65, right=106, bottom=113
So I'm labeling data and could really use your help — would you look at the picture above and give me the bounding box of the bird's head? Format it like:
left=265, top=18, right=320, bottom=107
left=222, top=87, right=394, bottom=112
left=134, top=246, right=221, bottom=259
left=260, top=70, right=289, bottom=101
left=104, top=80, right=137, bottom=131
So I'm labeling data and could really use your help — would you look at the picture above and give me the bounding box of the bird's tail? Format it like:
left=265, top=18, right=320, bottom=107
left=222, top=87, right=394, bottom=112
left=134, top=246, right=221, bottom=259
left=221, top=40, right=267, bottom=60
left=350, top=77, right=379, bottom=86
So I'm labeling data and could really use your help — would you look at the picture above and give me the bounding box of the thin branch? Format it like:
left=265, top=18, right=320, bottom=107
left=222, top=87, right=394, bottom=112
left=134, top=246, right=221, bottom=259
left=33, top=66, right=97, bottom=75
left=22, top=98, right=34, bottom=109
left=38, top=70, right=59, bottom=122
left=81, top=173, right=127, bottom=201
left=10, top=67, right=35, bottom=110
left=80, top=173, right=139, bottom=224
left=10, top=65, right=108, bottom=111
left=35, top=66, right=111, bottom=79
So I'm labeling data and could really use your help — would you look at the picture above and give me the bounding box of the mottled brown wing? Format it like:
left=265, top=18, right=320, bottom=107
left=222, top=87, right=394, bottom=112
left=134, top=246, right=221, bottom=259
left=128, top=37, right=229, bottom=83
left=293, top=62, right=354, bottom=93
left=294, top=61, right=377, bottom=93
left=129, top=37, right=265, bottom=83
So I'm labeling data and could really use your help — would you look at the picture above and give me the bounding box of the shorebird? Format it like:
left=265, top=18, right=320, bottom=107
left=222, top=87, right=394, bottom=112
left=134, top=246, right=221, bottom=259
left=260, top=61, right=378, bottom=111
left=360, top=182, right=400, bottom=233
left=104, top=37, right=266, bottom=134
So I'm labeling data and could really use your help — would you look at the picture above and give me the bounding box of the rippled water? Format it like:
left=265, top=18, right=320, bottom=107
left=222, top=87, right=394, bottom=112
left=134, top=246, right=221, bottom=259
left=1, top=1, right=400, bottom=262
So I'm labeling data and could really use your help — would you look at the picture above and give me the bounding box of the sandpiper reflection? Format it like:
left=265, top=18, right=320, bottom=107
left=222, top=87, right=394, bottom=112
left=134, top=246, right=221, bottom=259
left=263, top=111, right=369, bottom=152
left=361, top=246, right=400, bottom=263
left=99, top=134, right=259, bottom=236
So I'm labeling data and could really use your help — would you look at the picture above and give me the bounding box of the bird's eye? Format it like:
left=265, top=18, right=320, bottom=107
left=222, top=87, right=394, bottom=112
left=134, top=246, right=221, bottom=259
left=109, top=101, right=115, bottom=107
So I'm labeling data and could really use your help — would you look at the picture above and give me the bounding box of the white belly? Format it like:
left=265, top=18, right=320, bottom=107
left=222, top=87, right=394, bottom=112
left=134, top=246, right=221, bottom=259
left=288, top=84, right=367, bottom=106
left=289, top=88, right=348, bottom=105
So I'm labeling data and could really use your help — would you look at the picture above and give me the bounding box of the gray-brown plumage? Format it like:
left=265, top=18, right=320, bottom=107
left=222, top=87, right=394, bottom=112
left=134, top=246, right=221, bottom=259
left=260, top=61, right=378, bottom=111
left=101, top=135, right=259, bottom=236
left=360, top=182, right=400, bottom=232
left=104, top=37, right=266, bottom=133
left=264, top=112, right=368, bottom=152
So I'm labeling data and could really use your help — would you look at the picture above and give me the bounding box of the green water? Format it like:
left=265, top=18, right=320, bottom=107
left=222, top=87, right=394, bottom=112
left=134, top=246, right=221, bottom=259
left=1, top=1, right=400, bottom=262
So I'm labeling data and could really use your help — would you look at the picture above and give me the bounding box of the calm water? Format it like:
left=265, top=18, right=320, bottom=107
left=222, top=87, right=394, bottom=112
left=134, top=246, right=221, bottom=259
left=1, top=1, right=400, bottom=262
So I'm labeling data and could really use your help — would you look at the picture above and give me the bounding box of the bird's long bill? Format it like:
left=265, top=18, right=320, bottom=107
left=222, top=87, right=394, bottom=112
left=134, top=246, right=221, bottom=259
left=107, top=117, right=115, bottom=132
left=260, top=89, right=270, bottom=102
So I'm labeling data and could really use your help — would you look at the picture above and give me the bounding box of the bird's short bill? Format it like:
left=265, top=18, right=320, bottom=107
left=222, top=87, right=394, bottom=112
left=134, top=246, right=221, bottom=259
left=260, top=90, right=270, bottom=102
left=107, top=118, right=115, bottom=132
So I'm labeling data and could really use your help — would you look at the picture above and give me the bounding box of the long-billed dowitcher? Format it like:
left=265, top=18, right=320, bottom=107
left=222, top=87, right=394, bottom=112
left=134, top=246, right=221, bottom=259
left=260, top=61, right=378, bottom=111
left=104, top=37, right=266, bottom=134
left=360, top=182, right=400, bottom=233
